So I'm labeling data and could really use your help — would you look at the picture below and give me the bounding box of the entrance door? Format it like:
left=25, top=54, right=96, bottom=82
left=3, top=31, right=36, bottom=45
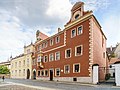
left=33, top=71, right=36, bottom=79
left=27, top=69, right=30, bottom=79
left=50, top=69, right=53, bottom=81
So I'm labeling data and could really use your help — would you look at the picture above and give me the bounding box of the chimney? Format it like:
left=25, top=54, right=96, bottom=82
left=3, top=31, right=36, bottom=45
left=58, top=28, right=61, bottom=33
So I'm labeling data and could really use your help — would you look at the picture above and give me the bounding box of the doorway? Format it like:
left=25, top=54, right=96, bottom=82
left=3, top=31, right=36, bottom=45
left=33, top=70, right=36, bottom=79
left=49, top=69, right=53, bottom=81
left=27, top=69, right=30, bottom=79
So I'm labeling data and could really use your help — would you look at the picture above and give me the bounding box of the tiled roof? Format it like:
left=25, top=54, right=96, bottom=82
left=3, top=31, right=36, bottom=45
left=39, top=32, right=49, bottom=40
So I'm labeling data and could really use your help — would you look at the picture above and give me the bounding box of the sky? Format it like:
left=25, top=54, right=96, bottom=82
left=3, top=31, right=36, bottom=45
left=0, top=0, right=120, bottom=62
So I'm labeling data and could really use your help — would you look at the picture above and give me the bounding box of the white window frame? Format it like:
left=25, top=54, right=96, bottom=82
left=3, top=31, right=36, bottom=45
left=55, top=51, right=60, bottom=60
left=38, top=70, right=40, bottom=76
left=55, top=36, right=60, bottom=44
left=75, top=45, right=83, bottom=56
left=73, top=63, right=80, bottom=73
left=55, top=68, right=60, bottom=76
left=44, top=69, right=48, bottom=76
left=71, top=29, right=76, bottom=38
left=44, top=55, right=48, bottom=62
left=65, top=48, right=71, bottom=58
left=77, top=25, right=83, bottom=35
left=64, top=65, right=70, bottom=74
left=50, top=38, right=54, bottom=46
left=40, top=70, right=44, bottom=76
left=49, top=53, right=54, bottom=61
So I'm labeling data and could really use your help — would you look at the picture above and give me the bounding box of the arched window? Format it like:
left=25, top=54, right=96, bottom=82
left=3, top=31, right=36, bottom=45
left=75, top=14, right=79, bottom=19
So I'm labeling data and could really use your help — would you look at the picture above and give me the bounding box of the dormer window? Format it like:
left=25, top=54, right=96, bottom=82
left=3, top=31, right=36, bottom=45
left=75, top=14, right=79, bottom=20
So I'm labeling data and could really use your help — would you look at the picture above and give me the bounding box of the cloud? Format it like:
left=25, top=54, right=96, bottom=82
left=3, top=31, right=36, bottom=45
left=102, top=14, right=120, bottom=47
left=0, top=0, right=73, bottom=62
left=70, top=0, right=111, bottom=11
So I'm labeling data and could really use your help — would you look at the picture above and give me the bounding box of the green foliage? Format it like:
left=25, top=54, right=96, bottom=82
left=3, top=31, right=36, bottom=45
left=105, top=73, right=111, bottom=80
left=110, top=53, right=116, bottom=58
left=0, top=65, right=10, bottom=74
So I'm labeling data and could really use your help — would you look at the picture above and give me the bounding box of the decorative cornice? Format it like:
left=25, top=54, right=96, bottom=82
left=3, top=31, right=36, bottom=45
left=64, top=11, right=93, bottom=30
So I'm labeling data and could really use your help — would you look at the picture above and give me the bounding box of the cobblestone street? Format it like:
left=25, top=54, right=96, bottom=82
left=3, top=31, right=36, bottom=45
left=0, top=79, right=120, bottom=90
left=0, top=81, right=40, bottom=90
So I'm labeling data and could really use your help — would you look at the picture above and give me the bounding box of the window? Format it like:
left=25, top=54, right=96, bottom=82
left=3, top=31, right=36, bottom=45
left=15, top=62, right=17, bottom=68
left=23, top=60, right=25, bottom=66
left=55, top=68, right=60, bottom=76
left=38, top=71, right=40, bottom=76
left=41, top=43, right=44, bottom=49
left=56, top=36, right=60, bottom=43
left=41, top=70, right=44, bottom=76
left=27, top=58, right=29, bottom=66
left=77, top=26, right=82, bottom=35
left=75, top=45, right=82, bottom=56
left=71, top=29, right=76, bottom=38
left=45, top=70, right=48, bottom=76
left=44, top=55, right=48, bottom=62
left=65, top=49, right=71, bottom=58
left=50, top=39, right=54, bottom=46
left=64, top=65, right=70, bottom=74
left=38, top=45, right=40, bottom=51
left=37, top=56, right=43, bottom=62
left=75, top=14, right=79, bottom=19
left=55, top=51, right=60, bottom=60
left=19, top=70, right=21, bottom=76
left=19, top=61, right=21, bottom=67
left=15, top=70, right=17, bottom=76
left=32, top=59, right=36, bottom=65
left=49, top=53, right=54, bottom=61
left=27, top=49, right=30, bottom=54
left=44, top=42, right=48, bottom=48
left=23, top=69, right=25, bottom=76
left=73, top=64, right=80, bottom=73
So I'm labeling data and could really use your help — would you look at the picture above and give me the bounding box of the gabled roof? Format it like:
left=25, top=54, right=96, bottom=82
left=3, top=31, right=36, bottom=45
left=39, top=32, right=49, bottom=40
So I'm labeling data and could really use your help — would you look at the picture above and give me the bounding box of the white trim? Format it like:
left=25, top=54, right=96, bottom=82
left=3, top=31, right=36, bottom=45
left=55, top=51, right=60, bottom=60
left=55, top=36, right=60, bottom=44
left=44, top=69, right=48, bottom=76
left=71, top=28, right=76, bottom=38
left=73, top=63, right=80, bottom=73
left=77, top=25, right=83, bottom=35
left=75, top=45, right=83, bottom=56
left=65, top=48, right=72, bottom=58
left=40, top=70, right=44, bottom=76
left=88, top=19, right=94, bottom=77
left=49, top=53, right=54, bottom=62
left=64, top=64, right=70, bottom=74
left=50, top=38, right=54, bottom=46
left=55, top=68, right=60, bottom=77
left=43, top=45, right=65, bottom=53
left=43, top=55, right=48, bottom=63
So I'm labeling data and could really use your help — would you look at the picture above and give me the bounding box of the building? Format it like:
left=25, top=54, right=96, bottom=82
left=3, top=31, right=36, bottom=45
left=10, top=43, right=34, bottom=79
left=106, top=43, right=120, bottom=78
left=32, top=2, right=107, bottom=83
left=0, top=61, right=11, bottom=69
left=0, top=61, right=11, bottom=78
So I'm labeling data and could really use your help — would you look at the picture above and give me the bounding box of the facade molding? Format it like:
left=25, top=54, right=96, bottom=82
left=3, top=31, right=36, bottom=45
left=88, top=18, right=94, bottom=77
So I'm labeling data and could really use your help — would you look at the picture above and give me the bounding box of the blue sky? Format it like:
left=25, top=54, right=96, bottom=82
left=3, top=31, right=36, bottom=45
left=0, top=0, right=120, bottom=62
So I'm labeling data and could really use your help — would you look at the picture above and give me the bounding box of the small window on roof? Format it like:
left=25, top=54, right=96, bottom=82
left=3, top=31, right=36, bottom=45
left=75, top=14, right=79, bottom=19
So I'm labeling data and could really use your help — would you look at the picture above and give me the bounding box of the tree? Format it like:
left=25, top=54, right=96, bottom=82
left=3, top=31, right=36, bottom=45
left=0, top=65, right=10, bottom=74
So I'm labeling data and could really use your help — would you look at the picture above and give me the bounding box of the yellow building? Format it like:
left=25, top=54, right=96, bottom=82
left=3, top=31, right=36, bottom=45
left=10, top=43, right=34, bottom=79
